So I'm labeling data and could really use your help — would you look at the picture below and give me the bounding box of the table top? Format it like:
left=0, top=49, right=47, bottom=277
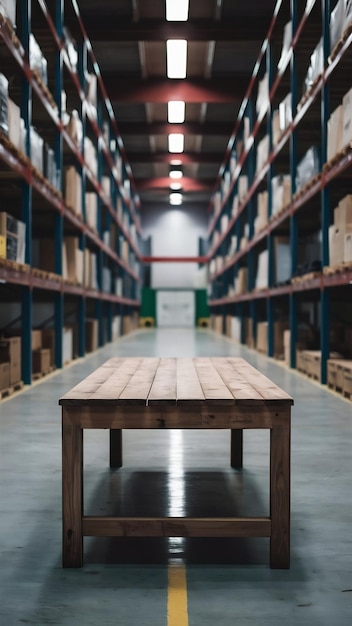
left=59, top=357, right=293, bottom=407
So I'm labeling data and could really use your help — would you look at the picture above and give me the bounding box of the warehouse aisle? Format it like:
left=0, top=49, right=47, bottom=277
left=0, top=328, right=351, bottom=626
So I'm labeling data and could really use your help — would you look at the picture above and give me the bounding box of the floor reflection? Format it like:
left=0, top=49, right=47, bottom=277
left=168, top=429, right=185, bottom=558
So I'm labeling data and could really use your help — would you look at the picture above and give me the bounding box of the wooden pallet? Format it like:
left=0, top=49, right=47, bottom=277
left=323, top=261, right=352, bottom=276
left=0, top=380, right=24, bottom=400
left=292, top=173, right=322, bottom=202
left=32, top=366, right=56, bottom=381
left=323, top=142, right=352, bottom=171
left=0, top=257, right=30, bottom=272
left=329, top=23, right=352, bottom=63
left=291, top=271, right=321, bottom=284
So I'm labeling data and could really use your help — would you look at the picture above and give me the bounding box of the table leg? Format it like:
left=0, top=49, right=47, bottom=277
left=270, top=416, right=291, bottom=569
left=230, top=429, right=243, bottom=468
left=62, top=410, right=83, bottom=567
left=110, top=429, right=123, bottom=468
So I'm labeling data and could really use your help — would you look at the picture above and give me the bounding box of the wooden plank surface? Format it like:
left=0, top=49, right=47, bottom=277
left=147, top=358, right=177, bottom=405
left=59, top=357, right=293, bottom=406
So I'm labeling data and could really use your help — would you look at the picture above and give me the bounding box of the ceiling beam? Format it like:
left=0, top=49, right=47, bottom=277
left=105, top=77, right=245, bottom=104
left=67, top=18, right=273, bottom=42
left=128, top=152, right=223, bottom=164
left=118, top=121, right=233, bottom=136
left=136, top=177, right=214, bottom=192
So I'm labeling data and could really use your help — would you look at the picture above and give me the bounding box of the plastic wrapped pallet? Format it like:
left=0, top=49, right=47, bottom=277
left=30, top=127, right=44, bottom=173
left=0, top=73, right=8, bottom=134
left=0, top=212, right=26, bottom=263
left=0, top=0, right=16, bottom=27
left=278, top=21, right=292, bottom=71
left=279, top=93, right=292, bottom=132
left=30, top=34, right=47, bottom=85
left=272, top=175, right=291, bottom=214
left=85, top=193, right=97, bottom=231
left=255, top=249, right=269, bottom=289
left=256, top=73, right=269, bottom=116
left=7, top=98, right=21, bottom=149
left=296, top=147, right=320, bottom=191
left=64, top=166, right=82, bottom=215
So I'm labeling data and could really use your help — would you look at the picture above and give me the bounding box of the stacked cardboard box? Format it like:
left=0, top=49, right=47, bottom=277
left=63, top=237, right=84, bottom=283
left=256, top=321, right=289, bottom=358
left=327, top=105, right=343, bottom=160
left=85, top=193, right=97, bottom=231
left=0, top=336, right=21, bottom=386
left=85, top=319, right=98, bottom=352
left=64, top=166, right=82, bottom=216
left=329, top=195, right=352, bottom=265
left=0, top=362, right=10, bottom=391
left=32, top=348, right=50, bottom=374
left=254, top=192, right=268, bottom=234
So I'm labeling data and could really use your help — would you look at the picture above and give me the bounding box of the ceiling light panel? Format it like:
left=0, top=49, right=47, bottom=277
left=166, top=0, right=189, bottom=21
left=169, top=193, right=183, bottom=205
left=168, top=134, right=184, bottom=153
left=168, top=101, right=185, bottom=123
left=166, top=40, right=187, bottom=78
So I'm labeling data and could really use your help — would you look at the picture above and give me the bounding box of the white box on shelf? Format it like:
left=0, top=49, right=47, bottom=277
left=342, top=87, right=352, bottom=147
left=327, top=105, right=344, bottom=161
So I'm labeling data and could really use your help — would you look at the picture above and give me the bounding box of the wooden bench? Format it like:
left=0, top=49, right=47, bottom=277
left=59, top=357, right=293, bottom=568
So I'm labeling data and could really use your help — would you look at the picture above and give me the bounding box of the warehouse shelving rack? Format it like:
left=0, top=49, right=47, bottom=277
left=0, top=0, right=142, bottom=384
left=206, top=0, right=352, bottom=384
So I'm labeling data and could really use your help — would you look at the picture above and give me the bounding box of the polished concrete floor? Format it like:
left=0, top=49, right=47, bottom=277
left=0, top=328, right=351, bottom=625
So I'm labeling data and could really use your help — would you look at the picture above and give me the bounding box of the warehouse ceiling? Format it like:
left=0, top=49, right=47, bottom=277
left=66, top=0, right=280, bottom=212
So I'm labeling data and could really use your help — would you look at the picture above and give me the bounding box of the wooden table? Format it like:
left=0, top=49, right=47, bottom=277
left=59, top=357, right=293, bottom=568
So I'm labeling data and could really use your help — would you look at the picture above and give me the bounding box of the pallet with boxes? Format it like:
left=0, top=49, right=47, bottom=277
left=327, top=359, right=352, bottom=400
left=296, top=350, right=343, bottom=382
left=0, top=335, right=22, bottom=398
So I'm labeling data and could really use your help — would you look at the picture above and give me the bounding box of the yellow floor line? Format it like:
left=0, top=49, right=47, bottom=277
left=168, top=562, right=189, bottom=626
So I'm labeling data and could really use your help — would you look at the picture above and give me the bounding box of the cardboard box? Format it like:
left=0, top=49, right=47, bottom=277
left=238, top=175, right=248, bottom=203
left=7, top=98, right=21, bottom=150
left=85, top=319, right=98, bottom=352
left=327, top=105, right=344, bottom=161
left=85, top=193, right=97, bottom=230
left=63, top=237, right=84, bottom=283
left=256, top=134, right=269, bottom=173
left=64, top=166, right=82, bottom=216
left=0, top=234, right=5, bottom=258
left=335, top=195, right=352, bottom=230
left=329, top=225, right=344, bottom=266
left=63, top=327, right=73, bottom=364
left=32, top=329, right=42, bottom=351
left=342, top=87, right=352, bottom=147
left=0, top=362, right=10, bottom=391
left=0, top=336, right=21, bottom=385
left=256, top=322, right=268, bottom=353
left=344, top=232, right=352, bottom=262
left=32, top=348, right=51, bottom=374
left=42, top=328, right=55, bottom=367
left=236, top=267, right=248, bottom=294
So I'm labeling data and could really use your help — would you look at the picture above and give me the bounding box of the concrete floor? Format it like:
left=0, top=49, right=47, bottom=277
left=0, top=328, right=351, bottom=626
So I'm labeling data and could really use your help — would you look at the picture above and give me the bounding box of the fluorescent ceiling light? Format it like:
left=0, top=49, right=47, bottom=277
left=168, top=101, right=185, bottom=123
left=170, top=159, right=182, bottom=165
left=169, top=193, right=183, bottom=205
left=168, top=133, right=184, bottom=153
left=167, top=40, right=187, bottom=79
left=166, top=0, right=189, bottom=21
left=170, top=182, right=182, bottom=190
left=169, top=170, right=183, bottom=179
